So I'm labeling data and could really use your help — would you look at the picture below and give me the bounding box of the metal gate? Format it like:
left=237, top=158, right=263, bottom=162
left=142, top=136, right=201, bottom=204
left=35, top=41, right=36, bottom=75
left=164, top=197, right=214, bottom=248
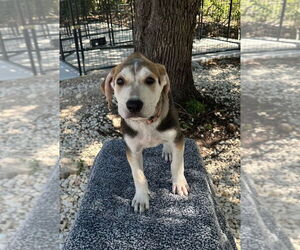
left=59, top=0, right=241, bottom=75
left=0, top=0, right=59, bottom=79
left=60, top=0, right=134, bottom=75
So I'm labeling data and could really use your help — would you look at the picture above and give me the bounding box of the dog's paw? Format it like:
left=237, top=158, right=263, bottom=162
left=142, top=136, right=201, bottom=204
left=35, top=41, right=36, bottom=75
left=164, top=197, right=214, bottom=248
left=162, top=144, right=172, bottom=162
left=172, top=176, right=190, bottom=196
left=131, top=192, right=150, bottom=213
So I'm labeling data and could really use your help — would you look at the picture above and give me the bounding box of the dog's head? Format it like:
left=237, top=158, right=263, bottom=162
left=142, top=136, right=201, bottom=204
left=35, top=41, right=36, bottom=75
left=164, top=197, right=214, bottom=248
left=101, top=52, right=170, bottom=120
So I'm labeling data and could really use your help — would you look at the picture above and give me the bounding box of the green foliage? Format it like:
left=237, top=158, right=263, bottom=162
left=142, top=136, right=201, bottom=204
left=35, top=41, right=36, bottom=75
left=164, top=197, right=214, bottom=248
left=242, top=0, right=300, bottom=26
left=186, top=99, right=206, bottom=115
left=76, top=159, right=85, bottom=174
left=204, top=123, right=213, bottom=130
left=202, top=0, right=240, bottom=25
left=60, top=0, right=132, bottom=24
left=285, top=0, right=300, bottom=25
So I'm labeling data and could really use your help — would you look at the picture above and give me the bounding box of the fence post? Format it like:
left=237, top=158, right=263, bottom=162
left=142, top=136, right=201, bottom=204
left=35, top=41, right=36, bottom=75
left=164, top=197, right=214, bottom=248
left=0, top=32, right=9, bottom=61
left=277, top=0, right=287, bottom=41
left=130, top=0, right=134, bottom=30
left=107, top=0, right=115, bottom=46
left=74, top=0, right=86, bottom=74
left=103, top=0, right=113, bottom=46
left=82, top=0, right=90, bottom=38
left=15, top=0, right=37, bottom=75
left=227, top=0, right=233, bottom=41
left=59, top=34, right=65, bottom=61
left=25, top=0, right=44, bottom=75
left=67, top=0, right=82, bottom=75
left=199, top=0, right=204, bottom=40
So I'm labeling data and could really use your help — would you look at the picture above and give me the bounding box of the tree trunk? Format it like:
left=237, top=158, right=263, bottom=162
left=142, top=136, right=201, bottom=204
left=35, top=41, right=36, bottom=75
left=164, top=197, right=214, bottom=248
left=133, top=0, right=202, bottom=105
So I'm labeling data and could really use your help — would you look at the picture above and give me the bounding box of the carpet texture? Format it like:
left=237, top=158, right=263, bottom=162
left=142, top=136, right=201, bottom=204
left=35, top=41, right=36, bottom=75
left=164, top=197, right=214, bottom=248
left=64, top=139, right=237, bottom=250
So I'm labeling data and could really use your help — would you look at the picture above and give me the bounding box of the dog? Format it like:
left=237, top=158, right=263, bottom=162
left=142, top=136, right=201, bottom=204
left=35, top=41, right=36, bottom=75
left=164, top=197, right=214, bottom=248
left=101, top=52, right=189, bottom=213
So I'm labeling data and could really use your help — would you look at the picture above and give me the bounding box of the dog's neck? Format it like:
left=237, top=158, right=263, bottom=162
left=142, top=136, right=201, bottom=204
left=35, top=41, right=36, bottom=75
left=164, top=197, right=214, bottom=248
left=147, top=92, right=169, bottom=125
left=147, top=111, right=161, bottom=124
left=146, top=92, right=164, bottom=124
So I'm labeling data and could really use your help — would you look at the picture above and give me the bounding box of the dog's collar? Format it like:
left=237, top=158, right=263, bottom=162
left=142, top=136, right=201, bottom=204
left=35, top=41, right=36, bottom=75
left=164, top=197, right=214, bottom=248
left=146, top=94, right=164, bottom=124
left=147, top=109, right=161, bottom=124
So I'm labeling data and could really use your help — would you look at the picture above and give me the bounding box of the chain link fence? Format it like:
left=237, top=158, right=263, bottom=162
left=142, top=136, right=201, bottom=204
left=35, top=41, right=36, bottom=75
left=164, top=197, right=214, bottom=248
left=0, top=0, right=58, bottom=78
left=2, top=0, right=298, bottom=78
left=242, top=0, right=300, bottom=52
left=59, top=0, right=241, bottom=75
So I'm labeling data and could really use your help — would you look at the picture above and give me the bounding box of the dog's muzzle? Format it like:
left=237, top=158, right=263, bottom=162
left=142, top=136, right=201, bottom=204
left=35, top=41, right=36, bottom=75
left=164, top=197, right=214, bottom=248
left=126, top=99, right=143, bottom=113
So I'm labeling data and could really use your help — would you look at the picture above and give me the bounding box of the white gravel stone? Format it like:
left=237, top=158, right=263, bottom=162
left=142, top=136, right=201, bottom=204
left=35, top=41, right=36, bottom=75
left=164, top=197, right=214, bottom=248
left=0, top=75, right=58, bottom=247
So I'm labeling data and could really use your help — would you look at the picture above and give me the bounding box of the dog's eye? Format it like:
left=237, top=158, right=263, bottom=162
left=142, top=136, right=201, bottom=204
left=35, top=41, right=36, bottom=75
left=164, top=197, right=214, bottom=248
left=145, top=77, right=155, bottom=85
left=116, top=77, right=125, bottom=86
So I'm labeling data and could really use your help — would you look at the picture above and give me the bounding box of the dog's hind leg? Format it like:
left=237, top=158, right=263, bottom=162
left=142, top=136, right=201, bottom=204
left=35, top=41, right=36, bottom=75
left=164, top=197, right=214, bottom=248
left=170, top=137, right=189, bottom=196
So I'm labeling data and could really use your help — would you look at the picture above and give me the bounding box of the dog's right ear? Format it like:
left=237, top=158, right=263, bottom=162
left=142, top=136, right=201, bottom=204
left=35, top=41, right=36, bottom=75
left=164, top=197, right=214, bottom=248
left=100, top=68, right=115, bottom=109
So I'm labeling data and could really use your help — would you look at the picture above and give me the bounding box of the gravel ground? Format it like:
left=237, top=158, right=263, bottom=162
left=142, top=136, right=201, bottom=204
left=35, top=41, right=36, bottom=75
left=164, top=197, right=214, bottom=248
left=193, top=59, right=240, bottom=243
left=242, top=57, right=300, bottom=248
left=59, top=60, right=241, bottom=247
left=0, top=170, right=50, bottom=247
left=0, top=75, right=58, bottom=249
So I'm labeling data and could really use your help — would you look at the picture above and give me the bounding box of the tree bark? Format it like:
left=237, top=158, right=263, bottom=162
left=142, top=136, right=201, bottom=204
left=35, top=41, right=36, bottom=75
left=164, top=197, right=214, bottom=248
left=134, top=0, right=202, bottom=105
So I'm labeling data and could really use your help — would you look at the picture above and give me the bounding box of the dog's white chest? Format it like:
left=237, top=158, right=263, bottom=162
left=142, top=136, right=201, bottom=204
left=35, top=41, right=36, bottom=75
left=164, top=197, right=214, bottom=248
left=125, top=120, right=177, bottom=151
left=138, top=129, right=162, bottom=147
left=128, top=120, right=163, bottom=148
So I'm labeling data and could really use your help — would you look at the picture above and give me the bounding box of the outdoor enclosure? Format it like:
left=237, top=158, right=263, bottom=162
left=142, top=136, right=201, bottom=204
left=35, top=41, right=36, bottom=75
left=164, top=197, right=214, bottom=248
left=59, top=0, right=241, bottom=75
left=242, top=0, right=300, bottom=52
left=0, top=0, right=58, bottom=79
left=1, top=0, right=299, bottom=78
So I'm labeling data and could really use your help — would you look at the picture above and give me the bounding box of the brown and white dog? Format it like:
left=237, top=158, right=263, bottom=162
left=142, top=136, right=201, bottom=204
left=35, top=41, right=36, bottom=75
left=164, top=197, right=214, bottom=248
left=101, top=52, right=189, bottom=213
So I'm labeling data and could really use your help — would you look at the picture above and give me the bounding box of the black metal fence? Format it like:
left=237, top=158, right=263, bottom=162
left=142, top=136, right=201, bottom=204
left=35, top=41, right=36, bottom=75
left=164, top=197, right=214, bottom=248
left=0, top=0, right=59, bottom=77
left=60, top=0, right=134, bottom=74
left=2, top=0, right=298, bottom=79
left=59, top=0, right=240, bottom=75
left=241, top=0, right=300, bottom=52
left=60, top=0, right=299, bottom=74
left=194, top=0, right=240, bottom=53
left=242, top=0, right=299, bottom=39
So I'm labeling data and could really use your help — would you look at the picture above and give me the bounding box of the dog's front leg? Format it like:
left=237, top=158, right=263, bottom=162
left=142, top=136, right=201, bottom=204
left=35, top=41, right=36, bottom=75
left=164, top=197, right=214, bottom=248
left=170, top=138, right=189, bottom=196
left=126, top=147, right=150, bottom=213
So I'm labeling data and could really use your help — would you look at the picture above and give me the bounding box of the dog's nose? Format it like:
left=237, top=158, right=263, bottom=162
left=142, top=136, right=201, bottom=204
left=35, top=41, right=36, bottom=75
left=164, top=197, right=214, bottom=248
left=126, top=99, right=143, bottom=113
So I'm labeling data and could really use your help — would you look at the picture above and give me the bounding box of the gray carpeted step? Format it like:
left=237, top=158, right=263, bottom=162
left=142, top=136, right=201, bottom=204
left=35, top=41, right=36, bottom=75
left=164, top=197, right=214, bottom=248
left=64, top=139, right=237, bottom=250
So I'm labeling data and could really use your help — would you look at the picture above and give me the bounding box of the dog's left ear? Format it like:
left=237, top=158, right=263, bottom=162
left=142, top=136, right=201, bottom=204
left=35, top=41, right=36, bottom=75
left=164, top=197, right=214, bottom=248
left=100, top=68, right=115, bottom=109
left=156, top=63, right=170, bottom=95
